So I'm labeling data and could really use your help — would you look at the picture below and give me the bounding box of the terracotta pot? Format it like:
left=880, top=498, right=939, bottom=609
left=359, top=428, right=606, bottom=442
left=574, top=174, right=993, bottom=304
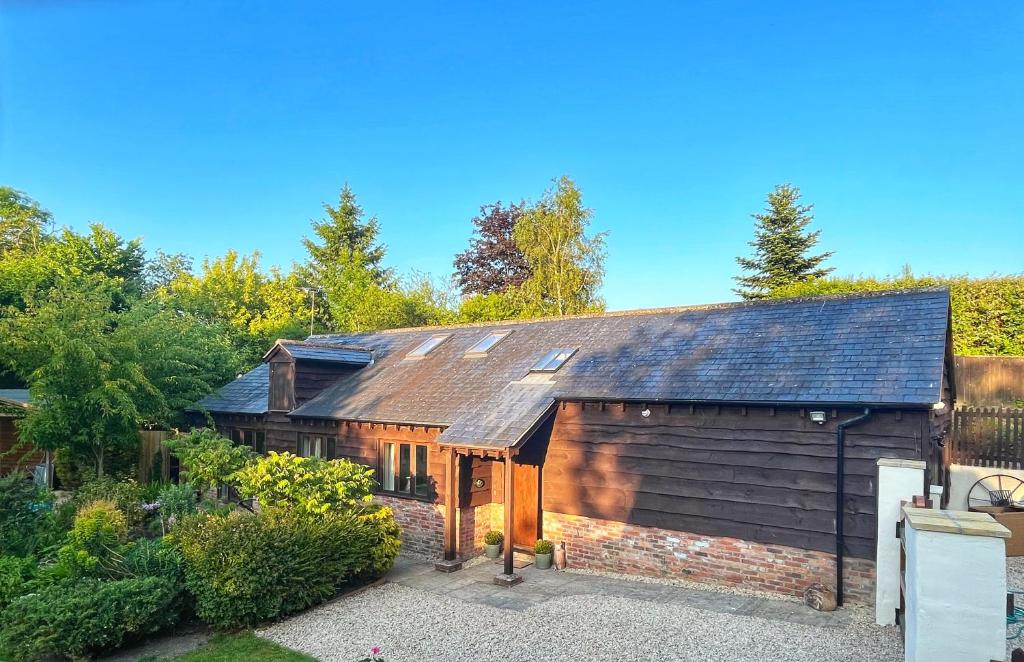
left=484, top=543, right=501, bottom=559
left=554, top=542, right=567, bottom=570
left=535, top=552, right=553, bottom=569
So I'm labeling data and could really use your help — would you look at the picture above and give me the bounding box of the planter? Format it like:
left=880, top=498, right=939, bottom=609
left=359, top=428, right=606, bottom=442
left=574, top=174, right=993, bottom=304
left=484, top=543, right=502, bottom=559
left=535, top=552, right=553, bottom=569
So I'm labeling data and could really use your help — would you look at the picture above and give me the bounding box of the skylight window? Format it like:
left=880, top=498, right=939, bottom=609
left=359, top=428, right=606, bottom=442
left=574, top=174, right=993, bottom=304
left=405, top=334, right=450, bottom=360
left=465, top=331, right=511, bottom=357
left=531, top=348, right=578, bottom=373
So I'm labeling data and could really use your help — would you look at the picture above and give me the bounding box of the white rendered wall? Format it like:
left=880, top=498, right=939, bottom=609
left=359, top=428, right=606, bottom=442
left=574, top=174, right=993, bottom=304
left=875, top=459, right=925, bottom=626
left=948, top=464, right=1024, bottom=511
left=904, top=525, right=1007, bottom=662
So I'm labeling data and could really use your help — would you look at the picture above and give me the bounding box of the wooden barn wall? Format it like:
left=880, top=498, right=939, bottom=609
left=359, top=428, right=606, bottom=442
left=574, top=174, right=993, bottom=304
left=293, top=362, right=358, bottom=405
left=0, top=416, right=42, bottom=475
left=539, top=402, right=927, bottom=559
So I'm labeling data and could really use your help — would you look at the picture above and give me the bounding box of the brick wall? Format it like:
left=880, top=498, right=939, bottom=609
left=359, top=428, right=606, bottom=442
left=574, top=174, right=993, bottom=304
left=458, top=502, right=504, bottom=558
left=375, top=495, right=444, bottom=559
left=543, top=511, right=875, bottom=603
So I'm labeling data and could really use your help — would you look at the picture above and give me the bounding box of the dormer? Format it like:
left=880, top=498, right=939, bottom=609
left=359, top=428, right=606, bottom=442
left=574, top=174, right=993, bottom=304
left=263, top=340, right=372, bottom=412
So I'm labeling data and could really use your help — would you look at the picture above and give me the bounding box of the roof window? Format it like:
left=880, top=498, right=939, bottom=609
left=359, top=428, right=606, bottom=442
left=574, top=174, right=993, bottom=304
left=465, top=331, right=511, bottom=357
left=405, top=334, right=451, bottom=360
left=530, top=348, right=578, bottom=373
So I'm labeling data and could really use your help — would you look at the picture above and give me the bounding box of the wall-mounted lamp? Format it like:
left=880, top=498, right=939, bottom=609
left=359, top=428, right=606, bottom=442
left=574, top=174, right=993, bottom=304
left=932, top=401, right=946, bottom=411
left=809, top=410, right=827, bottom=425
left=641, top=407, right=651, bottom=418
left=473, top=478, right=485, bottom=489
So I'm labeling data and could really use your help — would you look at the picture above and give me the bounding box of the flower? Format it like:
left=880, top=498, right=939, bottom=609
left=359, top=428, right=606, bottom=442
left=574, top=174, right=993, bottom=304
left=371, top=646, right=381, bottom=655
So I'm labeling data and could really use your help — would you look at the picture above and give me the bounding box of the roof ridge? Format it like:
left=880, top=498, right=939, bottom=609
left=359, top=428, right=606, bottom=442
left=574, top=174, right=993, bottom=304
left=309, top=286, right=950, bottom=339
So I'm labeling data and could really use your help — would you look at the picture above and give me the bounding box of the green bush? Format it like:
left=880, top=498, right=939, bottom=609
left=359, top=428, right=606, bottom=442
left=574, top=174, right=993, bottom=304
left=534, top=539, right=554, bottom=555
left=483, top=530, right=503, bottom=546
left=171, top=506, right=400, bottom=629
left=74, top=476, right=145, bottom=529
left=120, top=538, right=185, bottom=582
left=234, top=452, right=375, bottom=518
left=158, top=482, right=198, bottom=524
left=166, top=428, right=255, bottom=493
left=0, top=576, right=183, bottom=661
left=0, top=555, right=35, bottom=610
left=0, top=473, right=56, bottom=556
left=56, top=500, right=127, bottom=578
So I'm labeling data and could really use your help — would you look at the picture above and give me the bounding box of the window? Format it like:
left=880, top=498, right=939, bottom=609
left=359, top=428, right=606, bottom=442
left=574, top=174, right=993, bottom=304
left=465, top=331, right=511, bottom=357
left=298, top=434, right=334, bottom=459
left=378, top=441, right=429, bottom=497
left=405, top=334, right=451, bottom=360
left=530, top=348, right=578, bottom=373
left=229, top=428, right=266, bottom=453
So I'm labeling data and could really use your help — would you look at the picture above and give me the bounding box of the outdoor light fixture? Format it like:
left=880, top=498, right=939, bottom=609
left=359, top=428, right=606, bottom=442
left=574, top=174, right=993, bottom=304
left=809, top=410, right=827, bottom=424
left=933, top=401, right=946, bottom=410
left=641, top=407, right=651, bottom=418
left=473, top=478, right=485, bottom=488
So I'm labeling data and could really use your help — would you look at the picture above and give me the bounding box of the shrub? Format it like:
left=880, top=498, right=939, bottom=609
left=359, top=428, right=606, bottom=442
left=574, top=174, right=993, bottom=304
left=74, top=476, right=145, bottom=529
left=0, top=555, right=35, bottom=610
left=534, top=539, right=554, bottom=555
left=483, top=530, right=504, bottom=546
left=171, top=505, right=401, bottom=628
left=0, top=576, right=183, bottom=661
left=166, top=429, right=255, bottom=493
left=120, top=538, right=185, bottom=582
left=234, top=452, right=375, bottom=518
left=57, top=500, right=127, bottom=578
left=158, top=482, right=198, bottom=524
left=0, top=473, right=56, bottom=556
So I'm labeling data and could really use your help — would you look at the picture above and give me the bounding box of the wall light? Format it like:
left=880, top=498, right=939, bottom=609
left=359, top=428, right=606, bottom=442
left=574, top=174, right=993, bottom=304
left=932, top=401, right=946, bottom=411
left=473, top=478, right=485, bottom=489
left=641, top=407, right=651, bottom=418
left=809, top=410, right=827, bottom=425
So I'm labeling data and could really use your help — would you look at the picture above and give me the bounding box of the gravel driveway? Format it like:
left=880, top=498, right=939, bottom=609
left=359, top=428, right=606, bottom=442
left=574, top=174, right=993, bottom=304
left=259, top=577, right=900, bottom=662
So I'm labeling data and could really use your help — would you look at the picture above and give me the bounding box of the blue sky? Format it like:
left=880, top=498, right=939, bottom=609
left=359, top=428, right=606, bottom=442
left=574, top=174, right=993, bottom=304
left=1, top=1, right=1021, bottom=310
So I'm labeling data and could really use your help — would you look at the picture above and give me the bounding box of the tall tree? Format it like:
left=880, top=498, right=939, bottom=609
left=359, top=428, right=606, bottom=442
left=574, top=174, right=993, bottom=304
left=301, top=185, right=393, bottom=332
left=453, top=202, right=531, bottom=295
left=0, top=187, right=52, bottom=256
left=733, top=184, right=833, bottom=299
left=513, top=176, right=606, bottom=317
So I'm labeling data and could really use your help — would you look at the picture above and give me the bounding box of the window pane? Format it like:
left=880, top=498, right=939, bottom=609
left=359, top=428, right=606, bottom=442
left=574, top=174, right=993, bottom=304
left=398, top=444, right=411, bottom=493
left=382, top=443, right=395, bottom=491
left=406, top=334, right=450, bottom=359
left=415, top=445, right=428, bottom=496
left=301, top=436, right=311, bottom=457
left=467, top=331, right=509, bottom=355
left=314, top=437, right=323, bottom=458
left=230, top=429, right=242, bottom=445
left=254, top=431, right=266, bottom=454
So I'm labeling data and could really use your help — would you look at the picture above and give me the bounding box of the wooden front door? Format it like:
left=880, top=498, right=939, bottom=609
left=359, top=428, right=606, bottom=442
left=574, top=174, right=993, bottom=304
left=512, top=461, right=541, bottom=550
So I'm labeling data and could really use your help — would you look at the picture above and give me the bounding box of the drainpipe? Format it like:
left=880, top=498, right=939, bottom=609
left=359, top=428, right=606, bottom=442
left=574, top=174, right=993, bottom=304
left=835, top=407, right=872, bottom=607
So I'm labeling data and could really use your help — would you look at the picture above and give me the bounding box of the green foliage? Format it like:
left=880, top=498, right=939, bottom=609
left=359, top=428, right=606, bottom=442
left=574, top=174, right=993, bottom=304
left=0, top=576, right=184, bottom=662
left=0, top=187, right=52, bottom=256
left=456, top=290, right=525, bottom=323
left=166, top=428, right=255, bottom=493
left=56, top=500, right=127, bottom=578
left=171, top=506, right=401, bottom=629
left=0, top=473, right=55, bottom=556
left=534, top=539, right=554, bottom=555
left=174, top=633, right=316, bottom=662
left=120, top=537, right=185, bottom=583
left=770, top=271, right=1024, bottom=356
left=158, top=482, right=198, bottom=523
left=0, top=555, right=35, bottom=611
left=513, top=176, right=606, bottom=317
left=74, top=476, right=146, bottom=528
left=234, top=452, right=375, bottom=517
left=734, top=184, right=834, bottom=299
left=483, top=530, right=504, bottom=546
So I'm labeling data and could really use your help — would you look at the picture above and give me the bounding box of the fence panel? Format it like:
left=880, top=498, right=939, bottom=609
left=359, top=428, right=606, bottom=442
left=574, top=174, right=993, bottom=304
left=950, top=407, right=1024, bottom=469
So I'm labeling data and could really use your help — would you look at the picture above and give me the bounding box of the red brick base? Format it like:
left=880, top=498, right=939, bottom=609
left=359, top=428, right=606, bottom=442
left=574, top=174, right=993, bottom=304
left=458, top=502, right=504, bottom=559
left=543, top=511, right=875, bottom=603
left=374, top=495, right=444, bottom=558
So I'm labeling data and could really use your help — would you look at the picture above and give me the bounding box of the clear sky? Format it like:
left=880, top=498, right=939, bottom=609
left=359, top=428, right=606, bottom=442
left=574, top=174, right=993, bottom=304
left=1, top=1, right=1021, bottom=310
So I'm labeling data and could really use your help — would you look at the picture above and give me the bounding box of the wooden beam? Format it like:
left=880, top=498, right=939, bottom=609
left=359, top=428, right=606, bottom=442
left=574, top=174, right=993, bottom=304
left=443, top=448, right=458, bottom=561
left=503, top=452, right=515, bottom=576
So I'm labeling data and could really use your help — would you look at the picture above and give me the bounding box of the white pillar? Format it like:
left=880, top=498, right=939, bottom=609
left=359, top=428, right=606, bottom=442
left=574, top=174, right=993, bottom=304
left=903, top=508, right=1008, bottom=662
left=875, top=458, right=925, bottom=626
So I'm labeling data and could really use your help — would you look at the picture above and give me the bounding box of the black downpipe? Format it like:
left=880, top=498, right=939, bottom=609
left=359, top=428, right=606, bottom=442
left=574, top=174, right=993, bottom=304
left=835, top=408, right=872, bottom=606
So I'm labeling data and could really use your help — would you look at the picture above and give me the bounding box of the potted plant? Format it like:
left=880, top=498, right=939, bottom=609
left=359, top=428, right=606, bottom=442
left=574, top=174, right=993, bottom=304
left=484, top=530, right=503, bottom=558
left=534, top=538, right=554, bottom=569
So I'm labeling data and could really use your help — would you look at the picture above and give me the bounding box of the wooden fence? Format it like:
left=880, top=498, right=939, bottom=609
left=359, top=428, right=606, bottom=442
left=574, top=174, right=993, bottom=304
left=137, top=429, right=174, bottom=483
left=954, top=356, right=1024, bottom=407
left=948, top=407, right=1024, bottom=468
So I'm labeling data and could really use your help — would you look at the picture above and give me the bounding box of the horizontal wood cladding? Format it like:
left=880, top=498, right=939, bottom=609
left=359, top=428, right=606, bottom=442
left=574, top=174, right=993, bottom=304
left=0, top=417, right=41, bottom=474
left=539, top=402, right=925, bottom=559
left=293, top=363, right=358, bottom=405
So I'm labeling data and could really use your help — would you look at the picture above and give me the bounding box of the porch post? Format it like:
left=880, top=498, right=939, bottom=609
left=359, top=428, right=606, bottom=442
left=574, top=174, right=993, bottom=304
left=495, top=450, right=523, bottom=586
left=434, top=447, right=462, bottom=573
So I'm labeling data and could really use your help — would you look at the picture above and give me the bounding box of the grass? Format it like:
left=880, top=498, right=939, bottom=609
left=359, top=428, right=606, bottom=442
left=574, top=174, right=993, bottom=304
left=161, top=632, right=316, bottom=662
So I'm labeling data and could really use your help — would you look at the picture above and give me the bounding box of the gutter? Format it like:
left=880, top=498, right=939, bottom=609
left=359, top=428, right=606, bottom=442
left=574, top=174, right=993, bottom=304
left=835, top=408, right=872, bottom=606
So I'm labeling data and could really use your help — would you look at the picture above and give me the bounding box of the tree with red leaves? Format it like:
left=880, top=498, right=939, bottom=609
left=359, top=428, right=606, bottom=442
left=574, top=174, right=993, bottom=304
left=453, top=202, right=531, bottom=296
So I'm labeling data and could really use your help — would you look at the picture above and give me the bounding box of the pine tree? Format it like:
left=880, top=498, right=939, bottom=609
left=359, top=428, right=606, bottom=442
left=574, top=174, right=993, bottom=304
left=733, top=184, right=834, bottom=299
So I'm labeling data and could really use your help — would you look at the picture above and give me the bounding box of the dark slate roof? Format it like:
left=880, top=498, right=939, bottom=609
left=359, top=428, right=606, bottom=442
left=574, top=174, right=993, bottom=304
left=0, top=389, right=30, bottom=408
left=199, top=288, right=952, bottom=448
left=438, top=379, right=556, bottom=447
left=190, top=364, right=269, bottom=414
left=265, top=340, right=373, bottom=365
